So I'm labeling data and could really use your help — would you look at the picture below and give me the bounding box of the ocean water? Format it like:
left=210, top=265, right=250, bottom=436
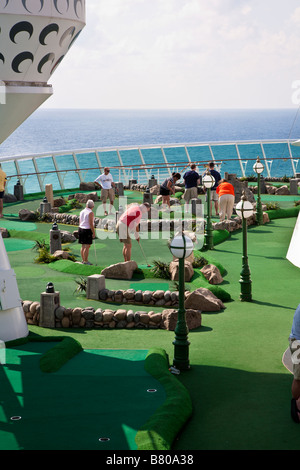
left=1, top=108, right=300, bottom=157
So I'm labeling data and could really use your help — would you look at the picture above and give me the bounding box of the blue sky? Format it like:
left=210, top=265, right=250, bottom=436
left=45, top=0, right=300, bottom=109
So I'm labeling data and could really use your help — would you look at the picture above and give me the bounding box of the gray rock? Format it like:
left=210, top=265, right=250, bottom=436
left=94, top=309, right=103, bottom=322
left=99, top=289, right=108, bottom=300
left=101, top=261, right=138, bottom=280
left=135, top=290, right=143, bottom=302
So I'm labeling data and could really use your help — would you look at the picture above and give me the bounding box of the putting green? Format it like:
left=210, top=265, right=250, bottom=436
left=130, top=282, right=170, bottom=291
left=3, top=239, right=35, bottom=252
left=0, top=220, right=37, bottom=231
left=0, top=343, right=165, bottom=451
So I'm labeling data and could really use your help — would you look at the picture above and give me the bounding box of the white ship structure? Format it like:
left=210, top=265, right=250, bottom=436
left=0, top=0, right=86, bottom=342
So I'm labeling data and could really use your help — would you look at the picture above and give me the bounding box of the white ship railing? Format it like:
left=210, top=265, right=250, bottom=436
left=0, top=139, right=299, bottom=194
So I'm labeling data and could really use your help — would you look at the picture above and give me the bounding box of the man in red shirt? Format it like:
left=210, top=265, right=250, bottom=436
left=116, top=203, right=150, bottom=261
left=216, top=179, right=235, bottom=221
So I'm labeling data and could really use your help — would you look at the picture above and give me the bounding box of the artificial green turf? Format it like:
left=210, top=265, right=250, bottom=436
left=130, top=282, right=170, bottom=291
left=136, top=348, right=192, bottom=450
left=0, top=220, right=37, bottom=231
left=8, top=230, right=50, bottom=242
left=3, top=192, right=300, bottom=450
left=21, top=215, right=300, bottom=450
left=39, top=337, right=83, bottom=373
left=4, top=239, right=36, bottom=251
left=1, top=343, right=167, bottom=450
left=266, top=206, right=300, bottom=219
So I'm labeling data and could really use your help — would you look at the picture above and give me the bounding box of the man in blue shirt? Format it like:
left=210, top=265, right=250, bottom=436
left=183, top=164, right=200, bottom=212
left=289, top=304, right=300, bottom=422
left=208, top=162, right=221, bottom=216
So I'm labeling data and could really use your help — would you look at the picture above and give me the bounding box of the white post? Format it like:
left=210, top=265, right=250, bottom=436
left=0, top=340, right=6, bottom=365
left=0, top=233, right=28, bottom=342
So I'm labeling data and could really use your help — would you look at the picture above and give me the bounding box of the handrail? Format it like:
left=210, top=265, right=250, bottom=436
left=0, top=138, right=298, bottom=163
left=5, top=155, right=300, bottom=180
left=2, top=140, right=299, bottom=194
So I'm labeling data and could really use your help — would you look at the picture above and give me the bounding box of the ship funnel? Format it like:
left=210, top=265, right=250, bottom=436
left=0, top=0, right=86, bottom=144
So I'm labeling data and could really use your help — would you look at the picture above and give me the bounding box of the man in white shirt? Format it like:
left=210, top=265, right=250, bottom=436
left=94, top=167, right=115, bottom=216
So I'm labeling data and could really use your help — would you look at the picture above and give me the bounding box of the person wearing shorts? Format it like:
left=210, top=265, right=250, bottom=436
left=78, top=199, right=96, bottom=265
left=289, top=304, right=300, bottom=423
left=116, top=203, right=150, bottom=261
left=207, top=162, right=221, bottom=216
left=94, top=167, right=115, bottom=216
left=0, top=164, right=7, bottom=218
left=159, top=172, right=181, bottom=208
left=183, top=164, right=200, bottom=212
left=216, top=179, right=235, bottom=221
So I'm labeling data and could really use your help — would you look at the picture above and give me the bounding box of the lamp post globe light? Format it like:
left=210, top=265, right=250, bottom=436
left=169, top=234, right=194, bottom=370
left=236, top=191, right=254, bottom=302
left=202, top=170, right=215, bottom=250
left=253, top=156, right=264, bottom=225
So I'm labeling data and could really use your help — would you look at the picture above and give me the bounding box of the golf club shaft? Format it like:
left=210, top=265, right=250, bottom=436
left=93, top=239, right=97, bottom=265
left=138, top=240, right=150, bottom=266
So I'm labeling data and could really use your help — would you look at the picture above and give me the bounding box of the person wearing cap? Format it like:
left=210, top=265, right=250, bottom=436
left=94, top=167, right=115, bottom=216
left=116, top=203, right=150, bottom=262
left=78, top=199, right=96, bottom=265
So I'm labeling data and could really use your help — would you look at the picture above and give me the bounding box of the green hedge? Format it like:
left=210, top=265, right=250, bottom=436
left=189, top=269, right=231, bottom=302
left=135, top=348, right=192, bottom=450
left=5, top=334, right=83, bottom=373
left=39, top=337, right=83, bottom=373
left=266, top=206, right=300, bottom=220
left=213, top=229, right=230, bottom=246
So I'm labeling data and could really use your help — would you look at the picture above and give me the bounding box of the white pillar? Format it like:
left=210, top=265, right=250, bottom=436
left=0, top=233, right=28, bottom=342
left=287, top=212, right=300, bottom=269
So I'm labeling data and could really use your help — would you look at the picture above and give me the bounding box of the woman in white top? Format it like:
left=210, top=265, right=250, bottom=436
left=78, top=200, right=96, bottom=265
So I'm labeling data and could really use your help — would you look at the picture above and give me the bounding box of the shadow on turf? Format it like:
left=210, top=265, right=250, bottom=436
left=251, top=299, right=295, bottom=311
left=172, top=363, right=298, bottom=450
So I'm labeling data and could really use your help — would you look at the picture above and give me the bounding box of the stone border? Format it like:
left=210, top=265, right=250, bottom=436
left=98, top=288, right=181, bottom=307
left=22, top=300, right=202, bottom=331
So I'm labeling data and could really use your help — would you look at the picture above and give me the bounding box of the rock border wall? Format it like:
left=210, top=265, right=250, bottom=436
left=22, top=300, right=202, bottom=331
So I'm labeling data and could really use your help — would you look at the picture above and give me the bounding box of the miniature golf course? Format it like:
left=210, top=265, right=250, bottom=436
left=1, top=188, right=300, bottom=450
left=1, top=343, right=180, bottom=450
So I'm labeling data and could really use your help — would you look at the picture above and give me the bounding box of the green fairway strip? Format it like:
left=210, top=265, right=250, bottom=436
left=135, top=348, right=192, bottom=450
left=1, top=340, right=168, bottom=450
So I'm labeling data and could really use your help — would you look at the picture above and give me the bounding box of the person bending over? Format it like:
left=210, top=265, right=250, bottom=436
left=116, top=203, right=150, bottom=262
left=216, top=179, right=235, bottom=221
left=159, top=172, right=181, bottom=209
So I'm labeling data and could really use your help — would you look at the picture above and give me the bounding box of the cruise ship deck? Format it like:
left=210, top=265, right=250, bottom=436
left=1, top=176, right=300, bottom=451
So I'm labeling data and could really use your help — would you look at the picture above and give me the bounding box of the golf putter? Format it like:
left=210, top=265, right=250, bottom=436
left=138, top=240, right=151, bottom=267
left=93, top=239, right=97, bottom=265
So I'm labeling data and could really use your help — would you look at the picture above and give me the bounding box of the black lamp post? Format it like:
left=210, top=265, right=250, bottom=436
left=236, top=191, right=254, bottom=302
left=253, top=156, right=264, bottom=225
left=202, top=170, right=215, bottom=250
left=169, top=234, right=194, bottom=370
